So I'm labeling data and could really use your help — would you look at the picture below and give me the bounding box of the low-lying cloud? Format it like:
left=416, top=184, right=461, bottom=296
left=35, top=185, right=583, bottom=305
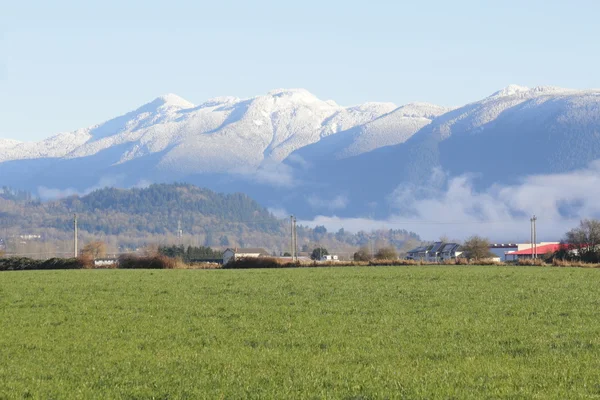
left=37, top=175, right=148, bottom=200
left=250, top=163, right=295, bottom=188
left=301, top=161, right=600, bottom=242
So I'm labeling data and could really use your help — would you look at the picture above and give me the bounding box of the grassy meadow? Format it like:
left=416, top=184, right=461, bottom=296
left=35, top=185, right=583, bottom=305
left=1, top=266, right=600, bottom=399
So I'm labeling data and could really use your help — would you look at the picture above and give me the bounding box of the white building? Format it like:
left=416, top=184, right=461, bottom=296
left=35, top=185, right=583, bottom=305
left=320, top=254, right=339, bottom=261
left=222, top=248, right=269, bottom=264
left=93, top=258, right=118, bottom=267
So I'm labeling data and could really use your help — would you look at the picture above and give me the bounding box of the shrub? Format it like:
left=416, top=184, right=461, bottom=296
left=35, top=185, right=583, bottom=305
left=552, top=259, right=600, bottom=268
left=223, top=257, right=298, bottom=269
left=77, top=253, right=95, bottom=269
left=477, top=259, right=506, bottom=266
left=518, top=258, right=546, bottom=266
left=188, top=262, right=222, bottom=270
left=118, top=254, right=177, bottom=269
left=353, top=247, right=371, bottom=262
left=0, top=257, right=86, bottom=271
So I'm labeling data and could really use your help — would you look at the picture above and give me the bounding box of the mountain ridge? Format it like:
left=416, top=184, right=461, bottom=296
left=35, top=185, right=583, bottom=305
left=2, top=85, right=600, bottom=220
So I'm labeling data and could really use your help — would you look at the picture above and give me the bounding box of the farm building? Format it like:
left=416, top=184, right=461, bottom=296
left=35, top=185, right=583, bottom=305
left=320, top=254, right=339, bottom=261
left=222, top=248, right=269, bottom=264
left=505, top=243, right=566, bottom=261
left=489, top=244, right=519, bottom=259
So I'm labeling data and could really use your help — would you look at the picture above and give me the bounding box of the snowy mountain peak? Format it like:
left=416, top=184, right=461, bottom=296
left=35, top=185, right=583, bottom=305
left=199, top=96, right=241, bottom=108
left=266, top=88, right=322, bottom=103
left=489, top=84, right=530, bottom=98
left=395, top=102, right=452, bottom=119
left=151, top=93, right=195, bottom=109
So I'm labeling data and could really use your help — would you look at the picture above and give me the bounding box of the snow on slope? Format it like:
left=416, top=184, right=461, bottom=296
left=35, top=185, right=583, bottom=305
left=157, top=89, right=396, bottom=174
left=0, top=139, right=21, bottom=149
left=288, top=102, right=449, bottom=163
left=0, top=89, right=397, bottom=175
left=355, top=85, right=600, bottom=192
left=429, top=85, right=592, bottom=140
left=337, top=102, right=450, bottom=158
left=0, top=130, right=91, bottom=162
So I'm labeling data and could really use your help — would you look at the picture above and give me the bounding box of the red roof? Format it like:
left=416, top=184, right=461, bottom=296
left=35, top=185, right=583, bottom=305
left=506, top=243, right=567, bottom=255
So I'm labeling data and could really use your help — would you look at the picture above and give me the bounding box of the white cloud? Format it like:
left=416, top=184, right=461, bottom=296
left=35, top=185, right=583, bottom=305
left=285, top=153, right=310, bottom=169
left=249, top=163, right=295, bottom=187
left=268, top=207, right=289, bottom=219
left=37, top=175, right=126, bottom=200
left=301, top=161, right=600, bottom=242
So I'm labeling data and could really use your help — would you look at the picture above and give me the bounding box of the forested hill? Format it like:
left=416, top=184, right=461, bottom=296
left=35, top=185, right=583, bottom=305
left=63, top=184, right=278, bottom=228
left=0, top=184, right=421, bottom=256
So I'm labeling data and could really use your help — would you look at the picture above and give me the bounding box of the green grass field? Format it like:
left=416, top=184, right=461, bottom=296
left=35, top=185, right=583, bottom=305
left=1, top=266, right=600, bottom=399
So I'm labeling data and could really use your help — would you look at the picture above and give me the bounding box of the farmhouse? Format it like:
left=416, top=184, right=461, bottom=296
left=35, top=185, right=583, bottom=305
left=320, top=254, right=339, bottom=261
left=438, top=243, right=462, bottom=261
left=406, top=242, right=462, bottom=262
left=222, top=248, right=269, bottom=264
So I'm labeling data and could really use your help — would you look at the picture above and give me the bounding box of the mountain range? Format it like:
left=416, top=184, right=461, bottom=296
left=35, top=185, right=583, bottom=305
left=2, top=85, right=600, bottom=219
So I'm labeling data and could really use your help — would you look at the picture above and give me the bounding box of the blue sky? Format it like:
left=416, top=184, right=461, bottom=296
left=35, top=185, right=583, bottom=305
left=1, top=0, right=599, bottom=141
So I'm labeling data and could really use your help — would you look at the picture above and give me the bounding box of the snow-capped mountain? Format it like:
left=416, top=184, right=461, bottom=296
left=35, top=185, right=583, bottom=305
left=290, top=85, right=600, bottom=217
left=157, top=89, right=397, bottom=174
left=398, top=85, right=600, bottom=183
left=0, top=89, right=396, bottom=172
left=2, top=85, right=600, bottom=220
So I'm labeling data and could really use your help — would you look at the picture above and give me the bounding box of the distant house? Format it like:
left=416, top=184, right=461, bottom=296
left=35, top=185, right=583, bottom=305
left=320, top=254, right=339, bottom=261
left=94, top=258, right=118, bottom=267
left=407, top=242, right=462, bottom=262
left=438, top=243, right=462, bottom=261
left=222, top=248, right=269, bottom=264
left=406, top=245, right=429, bottom=260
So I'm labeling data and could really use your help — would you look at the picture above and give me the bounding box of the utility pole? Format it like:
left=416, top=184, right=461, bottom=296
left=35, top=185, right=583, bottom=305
left=177, top=219, right=183, bottom=247
left=290, top=215, right=295, bottom=261
left=529, top=217, right=533, bottom=259
left=74, top=214, right=78, bottom=258
left=293, top=216, right=297, bottom=262
left=530, top=215, right=538, bottom=259
left=533, top=215, right=537, bottom=259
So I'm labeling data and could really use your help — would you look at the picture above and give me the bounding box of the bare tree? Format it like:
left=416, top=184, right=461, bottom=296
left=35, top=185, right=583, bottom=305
left=461, top=235, right=494, bottom=260
left=81, top=241, right=107, bottom=259
left=353, top=246, right=371, bottom=261
left=564, top=219, right=600, bottom=262
left=374, top=247, right=398, bottom=260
